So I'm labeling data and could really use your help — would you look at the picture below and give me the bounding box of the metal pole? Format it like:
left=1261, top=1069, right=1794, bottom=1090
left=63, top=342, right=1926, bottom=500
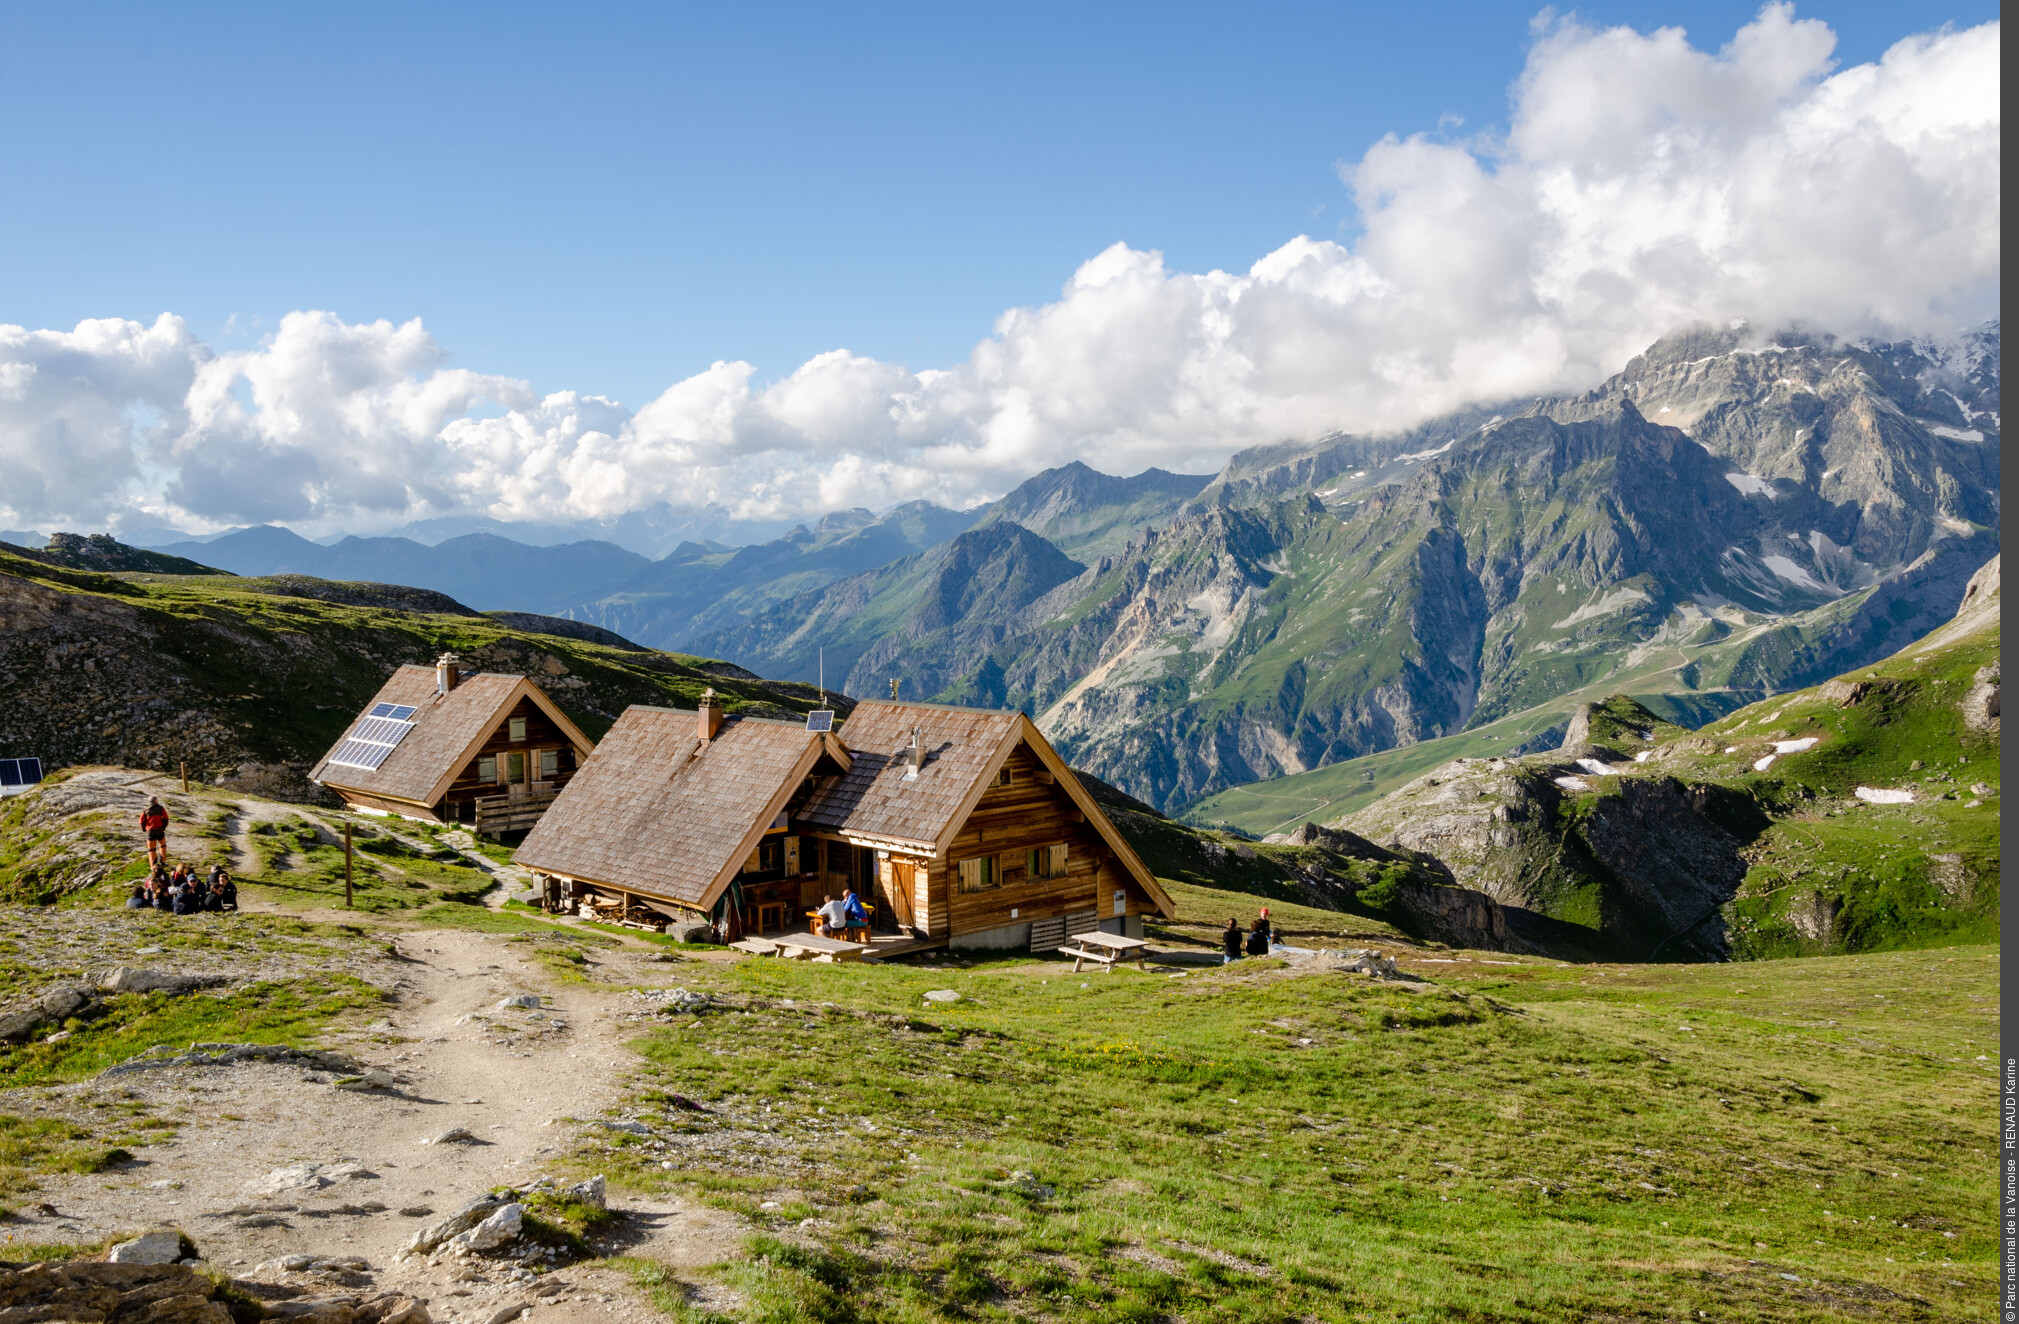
left=344, top=822, right=354, bottom=908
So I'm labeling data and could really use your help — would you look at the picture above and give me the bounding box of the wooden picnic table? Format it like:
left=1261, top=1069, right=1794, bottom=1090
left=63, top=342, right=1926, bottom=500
left=802, top=903, right=875, bottom=938
left=1056, top=928, right=1150, bottom=973
left=772, top=932, right=874, bottom=963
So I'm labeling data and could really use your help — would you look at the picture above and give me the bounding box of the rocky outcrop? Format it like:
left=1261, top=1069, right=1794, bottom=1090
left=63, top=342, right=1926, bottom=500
left=1962, top=664, right=1999, bottom=734
left=0, top=1254, right=428, bottom=1324
left=1381, top=878, right=1512, bottom=950
left=0, top=1259, right=234, bottom=1323
left=1342, top=752, right=1757, bottom=961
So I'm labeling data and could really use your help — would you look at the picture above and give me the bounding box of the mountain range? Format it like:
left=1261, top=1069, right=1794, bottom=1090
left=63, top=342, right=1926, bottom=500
left=692, top=322, right=2000, bottom=811
left=116, top=321, right=1998, bottom=817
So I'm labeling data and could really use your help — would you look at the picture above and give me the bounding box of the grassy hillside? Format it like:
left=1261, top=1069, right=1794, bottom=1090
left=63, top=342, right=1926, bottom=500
left=591, top=938, right=1997, bottom=1321
left=0, top=546, right=832, bottom=789
left=1313, top=559, right=2001, bottom=962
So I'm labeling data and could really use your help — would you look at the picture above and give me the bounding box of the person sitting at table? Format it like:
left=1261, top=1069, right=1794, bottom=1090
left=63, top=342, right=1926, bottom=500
left=815, top=893, right=848, bottom=937
left=840, top=888, right=870, bottom=942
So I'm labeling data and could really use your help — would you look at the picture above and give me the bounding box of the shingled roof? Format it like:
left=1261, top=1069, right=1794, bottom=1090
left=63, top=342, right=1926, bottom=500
left=309, top=665, right=591, bottom=808
left=515, top=707, right=852, bottom=911
left=801, top=700, right=1172, bottom=913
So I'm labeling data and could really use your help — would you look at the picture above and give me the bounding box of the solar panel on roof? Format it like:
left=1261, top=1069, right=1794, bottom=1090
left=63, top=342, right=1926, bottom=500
left=326, top=708, right=418, bottom=772
left=805, top=710, right=835, bottom=733
left=0, top=758, right=42, bottom=787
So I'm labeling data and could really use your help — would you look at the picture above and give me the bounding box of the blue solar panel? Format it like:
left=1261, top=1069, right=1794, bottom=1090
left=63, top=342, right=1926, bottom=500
left=805, top=710, right=835, bottom=733
left=368, top=703, right=419, bottom=720
left=0, top=758, right=42, bottom=787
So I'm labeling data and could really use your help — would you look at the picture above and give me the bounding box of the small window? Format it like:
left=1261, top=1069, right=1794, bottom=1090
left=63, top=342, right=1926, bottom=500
left=508, top=717, right=528, bottom=743
left=476, top=755, right=497, bottom=783
left=506, top=752, right=526, bottom=784
left=992, top=767, right=1012, bottom=788
left=539, top=749, right=558, bottom=778
left=1026, top=843, right=1067, bottom=880
left=957, top=855, right=998, bottom=893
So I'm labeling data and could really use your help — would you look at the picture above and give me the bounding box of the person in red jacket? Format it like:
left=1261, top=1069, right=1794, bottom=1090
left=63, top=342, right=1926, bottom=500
left=139, top=797, right=169, bottom=867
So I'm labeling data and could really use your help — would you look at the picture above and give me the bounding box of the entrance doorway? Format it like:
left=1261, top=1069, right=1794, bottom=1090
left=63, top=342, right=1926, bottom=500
left=885, top=858, right=917, bottom=933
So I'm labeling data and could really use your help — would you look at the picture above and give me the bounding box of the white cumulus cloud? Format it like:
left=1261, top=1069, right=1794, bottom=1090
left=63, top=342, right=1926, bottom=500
left=0, top=4, right=1998, bottom=538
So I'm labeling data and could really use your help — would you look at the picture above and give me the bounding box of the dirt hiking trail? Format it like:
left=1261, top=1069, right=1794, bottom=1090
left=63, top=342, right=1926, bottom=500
left=16, top=916, right=747, bottom=1323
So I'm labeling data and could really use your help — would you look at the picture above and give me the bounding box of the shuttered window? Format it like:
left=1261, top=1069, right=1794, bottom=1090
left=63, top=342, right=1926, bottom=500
left=477, top=755, right=497, bottom=782
left=1026, top=843, right=1067, bottom=879
left=957, top=855, right=998, bottom=893
left=509, top=717, right=528, bottom=743
left=539, top=749, right=559, bottom=778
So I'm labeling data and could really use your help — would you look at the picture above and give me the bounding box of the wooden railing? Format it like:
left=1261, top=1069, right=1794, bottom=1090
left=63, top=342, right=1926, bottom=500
left=475, top=789, right=559, bottom=837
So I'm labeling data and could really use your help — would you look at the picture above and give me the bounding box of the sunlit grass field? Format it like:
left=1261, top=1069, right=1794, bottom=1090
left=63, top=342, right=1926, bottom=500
left=581, top=938, right=1994, bottom=1322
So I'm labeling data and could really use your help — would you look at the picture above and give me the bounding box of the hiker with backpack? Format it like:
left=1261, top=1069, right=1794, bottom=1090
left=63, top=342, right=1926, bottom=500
left=139, top=797, right=169, bottom=867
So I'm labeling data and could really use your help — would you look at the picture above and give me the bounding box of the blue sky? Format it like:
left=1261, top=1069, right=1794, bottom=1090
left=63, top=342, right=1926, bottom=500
left=0, top=1, right=1995, bottom=407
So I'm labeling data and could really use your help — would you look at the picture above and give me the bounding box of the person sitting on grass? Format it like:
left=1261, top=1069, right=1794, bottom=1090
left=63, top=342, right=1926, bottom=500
left=171, top=875, right=201, bottom=916
left=1222, top=917, right=1243, bottom=963
left=816, top=893, right=848, bottom=937
left=140, top=797, right=169, bottom=867
left=125, top=881, right=150, bottom=910
left=840, top=888, right=870, bottom=942
left=150, top=868, right=173, bottom=911
left=205, top=865, right=236, bottom=912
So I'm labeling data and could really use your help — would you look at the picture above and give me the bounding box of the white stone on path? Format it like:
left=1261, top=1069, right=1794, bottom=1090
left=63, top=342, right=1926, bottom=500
left=923, top=990, right=961, bottom=1003
left=1854, top=787, right=1915, bottom=804
left=445, top=1202, right=523, bottom=1254
left=107, top=1229, right=184, bottom=1264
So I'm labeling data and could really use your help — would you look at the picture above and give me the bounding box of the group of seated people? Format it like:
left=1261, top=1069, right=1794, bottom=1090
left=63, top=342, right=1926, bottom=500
left=127, top=862, right=237, bottom=914
left=1222, top=908, right=1275, bottom=960
left=813, top=889, right=870, bottom=941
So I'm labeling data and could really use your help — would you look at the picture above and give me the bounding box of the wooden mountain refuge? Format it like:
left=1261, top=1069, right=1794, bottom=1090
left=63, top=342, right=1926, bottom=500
left=310, top=652, right=594, bottom=835
left=515, top=693, right=1172, bottom=954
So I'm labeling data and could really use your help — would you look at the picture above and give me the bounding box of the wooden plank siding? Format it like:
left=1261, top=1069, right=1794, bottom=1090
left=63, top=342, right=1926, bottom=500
left=931, top=742, right=1158, bottom=940
left=438, top=695, right=581, bottom=822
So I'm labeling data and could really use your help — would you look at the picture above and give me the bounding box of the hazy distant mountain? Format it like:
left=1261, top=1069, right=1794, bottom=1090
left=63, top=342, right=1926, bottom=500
left=559, top=500, right=986, bottom=648
left=690, top=522, right=1087, bottom=698
left=977, top=461, right=1213, bottom=558
left=154, top=526, right=653, bottom=613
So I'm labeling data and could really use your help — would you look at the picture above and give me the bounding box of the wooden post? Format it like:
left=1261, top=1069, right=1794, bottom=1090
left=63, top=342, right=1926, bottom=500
left=344, top=822, right=354, bottom=908
left=179, top=761, right=188, bottom=793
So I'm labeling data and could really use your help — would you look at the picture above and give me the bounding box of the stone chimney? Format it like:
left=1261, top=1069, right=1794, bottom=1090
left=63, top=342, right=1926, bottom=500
left=698, top=688, right=724, bottom=743
left=435, top=652, right=461, bottom=695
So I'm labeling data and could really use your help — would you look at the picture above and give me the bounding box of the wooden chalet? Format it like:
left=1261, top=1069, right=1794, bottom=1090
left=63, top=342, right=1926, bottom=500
left=309, top=652, right=594, bottom=835
left=514, top=693, right=1173, bottom=952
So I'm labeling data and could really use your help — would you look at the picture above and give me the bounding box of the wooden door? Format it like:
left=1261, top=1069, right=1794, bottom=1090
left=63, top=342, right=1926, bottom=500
left=887, top=859, right=917, bottom=930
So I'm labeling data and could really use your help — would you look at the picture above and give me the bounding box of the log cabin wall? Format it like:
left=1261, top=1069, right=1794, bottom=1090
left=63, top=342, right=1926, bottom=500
left=439, top=695, right=581, bottom=822
left=936, top=742, right=1156, bottom=938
